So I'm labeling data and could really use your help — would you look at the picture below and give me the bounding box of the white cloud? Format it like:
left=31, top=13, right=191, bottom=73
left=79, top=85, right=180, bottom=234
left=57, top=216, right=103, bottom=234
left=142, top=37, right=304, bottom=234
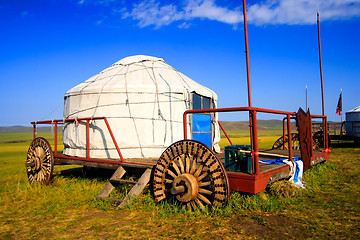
left=123, top=0, right=242, bottom=28
left=247, top=0, right=360, bottom=25
left=123, top=0, right=185, bottom=28
left=183, top=0, right=242, bottom=24
left=100, top=0, right=360, bottom=28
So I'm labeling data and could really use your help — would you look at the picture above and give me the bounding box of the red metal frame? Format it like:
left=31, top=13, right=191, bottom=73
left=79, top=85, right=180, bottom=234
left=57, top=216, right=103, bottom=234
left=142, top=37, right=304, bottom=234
left=218, top=121, right=233, bottom=145
left=31, top=117, right=125, bottom=162
left=183, top=107, right=329, bottom=193
left=183, top=107, right=298, bottom=176
left=183, top=107, right=330, bottom=172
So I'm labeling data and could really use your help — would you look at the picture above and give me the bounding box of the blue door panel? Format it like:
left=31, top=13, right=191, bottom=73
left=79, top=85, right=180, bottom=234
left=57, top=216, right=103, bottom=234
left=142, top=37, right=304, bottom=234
left=192, top=133, right=212, bottom=148
left=192, top=114, right=212, bottom=148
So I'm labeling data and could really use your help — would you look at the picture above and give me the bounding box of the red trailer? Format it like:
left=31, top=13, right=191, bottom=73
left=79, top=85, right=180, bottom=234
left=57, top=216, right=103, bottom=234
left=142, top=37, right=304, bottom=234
left=25, top=1, right=330, bottom=210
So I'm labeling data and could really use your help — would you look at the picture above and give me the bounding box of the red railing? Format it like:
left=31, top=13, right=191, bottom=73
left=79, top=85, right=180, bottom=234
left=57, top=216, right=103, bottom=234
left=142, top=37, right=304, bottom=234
left=31, top=117, right=124, bottom=162
left=218, top=122, right=233, bottom=145
left=183, top=106, right=329, bottom=176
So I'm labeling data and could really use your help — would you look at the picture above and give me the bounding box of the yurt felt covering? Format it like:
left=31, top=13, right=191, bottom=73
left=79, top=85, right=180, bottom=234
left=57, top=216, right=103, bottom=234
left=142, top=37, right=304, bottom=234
left=63, top=55, right=220, bottom=159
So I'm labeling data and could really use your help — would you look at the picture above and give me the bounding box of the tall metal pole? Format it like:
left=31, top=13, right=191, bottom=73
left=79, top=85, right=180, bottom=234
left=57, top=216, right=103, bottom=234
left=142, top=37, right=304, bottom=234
left=317, top=12, right=325, bottom=116
left=317, top=12, right=328, bottom=148
left=242, top=0, right=258, bottom=173
left=243, top=0, right=252, bottom=107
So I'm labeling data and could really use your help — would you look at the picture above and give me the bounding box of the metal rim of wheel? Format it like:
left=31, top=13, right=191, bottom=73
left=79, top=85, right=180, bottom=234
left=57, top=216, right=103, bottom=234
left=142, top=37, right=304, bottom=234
left=153, top=140, right=230, bottom=211
left=25, top=137, right=54, bottom=185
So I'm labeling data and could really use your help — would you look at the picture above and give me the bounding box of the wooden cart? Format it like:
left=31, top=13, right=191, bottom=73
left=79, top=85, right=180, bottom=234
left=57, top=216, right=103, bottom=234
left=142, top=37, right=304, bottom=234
left=25, top=0, right=330, bottom=210
left=26, top=106, right=330, bottom=210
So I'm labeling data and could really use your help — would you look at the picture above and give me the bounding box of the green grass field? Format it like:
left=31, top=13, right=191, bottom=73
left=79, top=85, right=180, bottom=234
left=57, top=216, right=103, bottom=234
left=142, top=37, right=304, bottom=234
left=0, top=130, right=359, bottom=239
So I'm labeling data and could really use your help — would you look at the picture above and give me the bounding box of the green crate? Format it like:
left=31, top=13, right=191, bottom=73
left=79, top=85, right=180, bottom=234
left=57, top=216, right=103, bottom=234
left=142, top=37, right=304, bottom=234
left=224, top=145, right=253, bottom=173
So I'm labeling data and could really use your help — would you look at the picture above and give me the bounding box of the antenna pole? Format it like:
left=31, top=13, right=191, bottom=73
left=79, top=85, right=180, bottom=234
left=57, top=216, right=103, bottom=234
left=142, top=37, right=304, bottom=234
left=317, top=12, right=325, bottom=116
left=243, top=0, right=252, bottom=107
left=317, top=12, right=329, bottom=149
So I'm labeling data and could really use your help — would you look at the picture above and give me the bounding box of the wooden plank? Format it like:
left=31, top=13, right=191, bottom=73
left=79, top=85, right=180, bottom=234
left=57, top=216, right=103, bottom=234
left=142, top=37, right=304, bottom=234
left=117, top=168, right=152, bottom=209
left=109, top=179, right=137, bottom=185
left=96, top=166, right=126, bottom=199
left=96, top=182, right=115, bottom=199
left=54, top=155, right=158, bottom=169
left=296, top=108, right=313, bottom=171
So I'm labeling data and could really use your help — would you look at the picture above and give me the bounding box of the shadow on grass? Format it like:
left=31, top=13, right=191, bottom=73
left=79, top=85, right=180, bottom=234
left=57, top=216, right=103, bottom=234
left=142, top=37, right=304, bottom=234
left=58, top=166, right=148, bottom=182
left=329, top=141, right=360, bottom=148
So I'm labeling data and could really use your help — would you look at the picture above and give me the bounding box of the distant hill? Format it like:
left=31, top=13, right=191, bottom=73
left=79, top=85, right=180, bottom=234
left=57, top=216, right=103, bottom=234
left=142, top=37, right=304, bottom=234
left=0, top=126, right=33, bottom=133
left=0, top=126, right=62, bottom=133
left=219, top=120, right=297, bottom=131
left=0, top=120, right=300, bottom=133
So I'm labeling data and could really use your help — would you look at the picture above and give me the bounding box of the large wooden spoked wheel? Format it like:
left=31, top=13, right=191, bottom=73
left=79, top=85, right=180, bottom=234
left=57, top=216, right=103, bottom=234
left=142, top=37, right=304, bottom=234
left=25, top=137, right=54, bottom=185
left=272, top=133, right=319, bottom=151
left=272, top=133, right=301, bottom=150
left=153, top=140, right=230, bottom=211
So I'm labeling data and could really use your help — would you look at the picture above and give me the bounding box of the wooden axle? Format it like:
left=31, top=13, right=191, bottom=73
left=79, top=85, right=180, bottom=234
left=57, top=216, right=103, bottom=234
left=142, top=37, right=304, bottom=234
left=171, top=185, right=186, bottom=195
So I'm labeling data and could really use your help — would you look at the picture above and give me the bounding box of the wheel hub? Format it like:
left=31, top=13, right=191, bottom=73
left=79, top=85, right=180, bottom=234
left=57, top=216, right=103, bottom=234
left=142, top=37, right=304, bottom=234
left=33, top=155, right=42, bottom=171
left=172, top=173, right=199, bottom=202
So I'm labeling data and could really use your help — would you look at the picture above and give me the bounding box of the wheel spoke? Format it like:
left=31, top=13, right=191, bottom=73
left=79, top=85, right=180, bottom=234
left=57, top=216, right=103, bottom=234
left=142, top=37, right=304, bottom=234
left=187, top=202, right=192, bottom=212
left=164, top=178, right=173, bottom=184
left=190, top=200, right=197, bottom=210
left=199, top=188, right=213, bottom=196
left=177, top=156, right=185, bottom=174
left=41, top=165, right=48, bottom=175
left=36, top=170, right=43, bottom=182
left=185, top=154, right=190, bottom=173
left=194, top=163, right=204, bottom=178
left=171, top=161, right=181, bottom=176
left=197, top=171, right=208, bottom=182
left=199, top=181, right=211, bottom=187
left=166, top=169, right=177, bottom=179
left=198, top=193, right=211, bottom=205
left=195, top=198, right=205, bottom=209
left=190, top=156, right=197, bottom=174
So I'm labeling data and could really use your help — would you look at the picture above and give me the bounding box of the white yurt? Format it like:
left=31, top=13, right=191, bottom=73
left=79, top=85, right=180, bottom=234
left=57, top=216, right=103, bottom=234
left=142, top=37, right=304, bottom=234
left=63, top=55, right=220, bottom=159
left=345, top=106, right=360, bottom=137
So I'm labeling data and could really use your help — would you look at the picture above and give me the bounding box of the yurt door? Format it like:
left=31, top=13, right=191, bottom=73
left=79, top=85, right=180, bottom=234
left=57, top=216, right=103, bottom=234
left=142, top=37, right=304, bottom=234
left=191, top=93, right=213, bottom=148
left=192, top=114, right=212, bottom=148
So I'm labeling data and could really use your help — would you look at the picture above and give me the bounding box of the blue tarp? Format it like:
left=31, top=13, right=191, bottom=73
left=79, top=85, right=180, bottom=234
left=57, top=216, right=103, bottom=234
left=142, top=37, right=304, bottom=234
left=259, top=157, right=304, bottom=186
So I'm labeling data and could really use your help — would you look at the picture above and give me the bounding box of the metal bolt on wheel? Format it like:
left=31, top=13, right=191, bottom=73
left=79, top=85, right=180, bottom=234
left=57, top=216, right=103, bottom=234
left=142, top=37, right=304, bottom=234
left=153, top=140, right=230, bottom=211
left=25, top=137, right=54, bottom=185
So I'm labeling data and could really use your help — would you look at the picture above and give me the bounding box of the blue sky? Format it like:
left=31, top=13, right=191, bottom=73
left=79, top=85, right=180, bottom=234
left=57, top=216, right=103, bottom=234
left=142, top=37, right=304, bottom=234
left=0, top=0, right=359, bottom=126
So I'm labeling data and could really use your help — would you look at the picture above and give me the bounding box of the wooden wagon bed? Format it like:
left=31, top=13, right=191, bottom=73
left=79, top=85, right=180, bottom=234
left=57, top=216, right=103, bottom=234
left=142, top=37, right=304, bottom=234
left=54, top=148, right=328, bottom=194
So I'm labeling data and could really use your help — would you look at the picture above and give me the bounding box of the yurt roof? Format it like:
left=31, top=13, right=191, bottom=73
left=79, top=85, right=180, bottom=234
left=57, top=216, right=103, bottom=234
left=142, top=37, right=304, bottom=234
left=348, top=106, right=360, bottom=113
left=65, top=55, right=217, bottom=100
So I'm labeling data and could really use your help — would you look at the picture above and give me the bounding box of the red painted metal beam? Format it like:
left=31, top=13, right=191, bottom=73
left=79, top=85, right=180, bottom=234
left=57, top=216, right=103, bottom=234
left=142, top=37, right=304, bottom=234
left=218, top=121, right=233, bottom=145
left=317, top=12, right=325, bottom=117
left=54, top=121, right=58, bottom=154
left=287, top=114, right=294, bottom=163
left=86, top=119, right=90, bottom=159
left=251, top=110, right=260, bottom=175
left=103, top=117, right=124, bottom=162
left=32, top=116, right=125, bottom=162
left=242, top=0, right=252, bottom=108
